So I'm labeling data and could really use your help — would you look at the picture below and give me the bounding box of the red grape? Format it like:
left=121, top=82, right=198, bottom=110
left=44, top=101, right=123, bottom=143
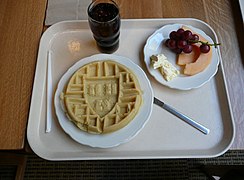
left=165, top=28, right=214, bottom=55
left=183, top=45, right=193, bottom=53
left=167, top=39, right=176, bottom=49
left=165, top=39, right=170, bottom=47
left=190, top=34, right=199, bottom=42
left=177, top=40, right=187, bottom=49
left=176, top=28, right=185, bottom=39
left=182, top=30, right=192, bottom=40
left=169, top=31, right=178, bottom=40
left=173, top=48, right=182, bottom=54
left=200, top=44, right=210, bottom=53
left=177, top=28, right=185, bottom=35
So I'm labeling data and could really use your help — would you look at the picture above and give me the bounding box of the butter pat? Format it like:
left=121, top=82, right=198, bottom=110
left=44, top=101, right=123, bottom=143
left=150, top=54, right=167, bottom=69
left=150, top=54, right=180, bottom=81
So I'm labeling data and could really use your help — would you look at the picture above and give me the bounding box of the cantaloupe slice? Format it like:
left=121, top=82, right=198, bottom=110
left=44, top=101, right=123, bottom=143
left=177, top=45, right=200, bottom=65
left=184, top=47, right=212, bottom=75
left=177, top=26, right=213, bottom=76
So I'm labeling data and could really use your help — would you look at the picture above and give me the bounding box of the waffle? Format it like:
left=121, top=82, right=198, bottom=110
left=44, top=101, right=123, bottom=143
left=61, top=60, right=142, bottom=134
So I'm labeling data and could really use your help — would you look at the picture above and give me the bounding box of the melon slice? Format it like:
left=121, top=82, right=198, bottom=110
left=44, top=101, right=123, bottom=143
left=184, top=48, right=212, bottom=75
left=177, top=26, right=213, bottom=76
left=177, top=45, right=200, bottom=65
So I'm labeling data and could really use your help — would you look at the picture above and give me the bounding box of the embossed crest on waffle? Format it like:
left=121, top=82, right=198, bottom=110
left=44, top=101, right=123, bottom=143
left=61, top=60, right=142, bottom=134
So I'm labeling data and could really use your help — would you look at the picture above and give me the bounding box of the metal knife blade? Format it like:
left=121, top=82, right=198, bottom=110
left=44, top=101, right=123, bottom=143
left=154, top=97, right=210, bottom=135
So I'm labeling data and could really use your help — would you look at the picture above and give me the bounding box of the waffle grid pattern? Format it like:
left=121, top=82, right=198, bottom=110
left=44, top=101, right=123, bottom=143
left=63, top=61, right=142, bottom=134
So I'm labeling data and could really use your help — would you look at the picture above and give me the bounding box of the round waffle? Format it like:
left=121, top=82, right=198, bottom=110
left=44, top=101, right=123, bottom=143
left=61, top=60, right=142, bottom=134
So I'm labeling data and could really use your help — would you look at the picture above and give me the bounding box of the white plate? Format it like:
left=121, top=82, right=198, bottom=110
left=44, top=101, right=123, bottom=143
left=54, top=54, right=154, bottom=148
left=143, top=23, right=220, bottom=90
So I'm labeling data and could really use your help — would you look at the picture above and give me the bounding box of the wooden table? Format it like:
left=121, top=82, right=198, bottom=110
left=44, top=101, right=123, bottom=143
left=0, top=0, right=243, bottom=151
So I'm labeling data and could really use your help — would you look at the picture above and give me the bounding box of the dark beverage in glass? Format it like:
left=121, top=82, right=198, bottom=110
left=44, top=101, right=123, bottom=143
left=87, top=0, right=120, bottom=53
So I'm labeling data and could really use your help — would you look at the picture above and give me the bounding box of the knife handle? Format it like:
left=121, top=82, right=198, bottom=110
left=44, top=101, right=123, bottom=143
left=163, top=103, right=210, bottom=135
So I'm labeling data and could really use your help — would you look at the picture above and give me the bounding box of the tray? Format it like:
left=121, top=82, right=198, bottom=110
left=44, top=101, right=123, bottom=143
left=27, top=18, right=235, bottom=160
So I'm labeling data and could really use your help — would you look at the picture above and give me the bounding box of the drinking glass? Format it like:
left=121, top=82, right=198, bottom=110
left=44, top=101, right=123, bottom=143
left=87, top=0, right=121, bottom=53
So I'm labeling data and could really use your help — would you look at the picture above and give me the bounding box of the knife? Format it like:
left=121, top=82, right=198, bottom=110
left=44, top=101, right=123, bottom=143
left=154, top=97, right=210, bottom=135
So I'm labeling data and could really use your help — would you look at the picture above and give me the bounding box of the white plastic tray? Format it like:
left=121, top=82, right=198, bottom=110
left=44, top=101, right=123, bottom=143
left=27, top=18, right=235, bottom=160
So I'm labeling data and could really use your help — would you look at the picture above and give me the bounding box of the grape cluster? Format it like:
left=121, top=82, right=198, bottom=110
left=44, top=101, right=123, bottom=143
left=165, top=28, right=211, bottom=54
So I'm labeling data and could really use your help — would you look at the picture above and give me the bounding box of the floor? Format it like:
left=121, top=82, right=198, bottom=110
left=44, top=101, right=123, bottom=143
left=1, top=150, right=244, bottom=180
